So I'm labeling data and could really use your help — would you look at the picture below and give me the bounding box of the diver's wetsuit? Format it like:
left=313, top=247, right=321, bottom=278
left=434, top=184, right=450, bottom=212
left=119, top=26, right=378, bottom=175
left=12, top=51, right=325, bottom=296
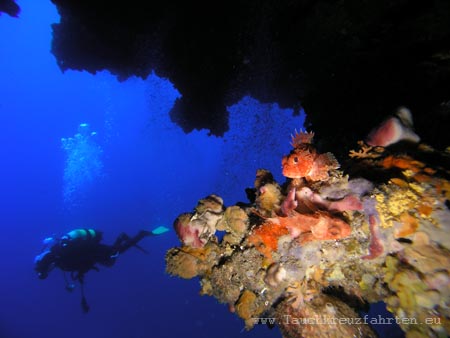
left=63, top=230, right=152, bottom=271
left=37, top=229, right=153, bottom=279
left=34, top=229, right=156, bottom=312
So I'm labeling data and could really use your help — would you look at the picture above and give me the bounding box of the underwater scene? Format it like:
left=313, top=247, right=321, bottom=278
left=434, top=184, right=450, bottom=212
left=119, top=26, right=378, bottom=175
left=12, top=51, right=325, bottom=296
left=1, top=1, right=449, bottom=338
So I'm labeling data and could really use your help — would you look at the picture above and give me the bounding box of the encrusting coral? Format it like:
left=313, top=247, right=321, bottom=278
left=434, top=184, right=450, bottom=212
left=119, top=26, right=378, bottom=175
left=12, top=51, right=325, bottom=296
left=173, top=195, right=224, bottom=248
left=166, top=112, right=450, bottom=338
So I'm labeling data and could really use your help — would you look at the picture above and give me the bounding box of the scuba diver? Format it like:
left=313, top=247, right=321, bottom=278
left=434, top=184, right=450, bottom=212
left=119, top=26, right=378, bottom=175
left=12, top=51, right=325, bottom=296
left=34, top=226, right=169, bottom=313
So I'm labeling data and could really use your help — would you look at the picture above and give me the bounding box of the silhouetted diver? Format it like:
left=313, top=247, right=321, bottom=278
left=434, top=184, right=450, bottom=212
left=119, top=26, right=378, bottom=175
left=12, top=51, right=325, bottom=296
left=34, top=227, right=168, bottom=312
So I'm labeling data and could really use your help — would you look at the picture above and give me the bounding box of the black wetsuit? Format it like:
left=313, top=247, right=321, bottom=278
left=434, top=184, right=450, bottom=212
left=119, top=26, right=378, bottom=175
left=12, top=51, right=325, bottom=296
left=51, top=230, right=152, bottom=279
left=35, top=229, right=153, bottom=312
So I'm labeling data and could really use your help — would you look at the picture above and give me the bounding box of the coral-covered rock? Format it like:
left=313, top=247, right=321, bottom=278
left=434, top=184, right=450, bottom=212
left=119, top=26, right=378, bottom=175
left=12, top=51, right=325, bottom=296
left=195, top=194, right=224, bottom=214
left=173, top=194, right=224, bottom=248
left=320, top=177, right=374, bottom=200
left=256, top=183, right=282, bottom=216
left=362, top=215, right=384, bottom=260
left=165, top=244, right=219, bottom=279
left=247, top=218, right=290, bottom=261
left=235, top=289, right=265, bottom=328
left=281, top=211, right=352, bottom=243
left=280, top=187, right=298, bottom=216
left=167, top=129, right=450, bottom=338
left=217, top=206, right=249, bottom=245
left=264, top=263, right=287, bottom=287
left=296, top=186, right=363, bottom=213
left=248, top=210, right=352, bottom=262
left=254, top=169, right=276, bottom=190
left=173, top=213, right=201, bottom=248
left=275, top=295, right=377, bottom=338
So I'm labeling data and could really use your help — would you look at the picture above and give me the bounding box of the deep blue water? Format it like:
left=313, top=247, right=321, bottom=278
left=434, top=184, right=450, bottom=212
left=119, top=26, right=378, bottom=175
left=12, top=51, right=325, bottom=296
left=0, top=2, right=303, bottom=337
left=1, top=2, right=408, bottom=338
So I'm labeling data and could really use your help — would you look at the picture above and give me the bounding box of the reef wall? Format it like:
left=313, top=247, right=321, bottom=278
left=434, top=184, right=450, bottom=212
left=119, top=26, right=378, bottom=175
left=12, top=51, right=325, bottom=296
left=166, top=122, right=450, bottom=337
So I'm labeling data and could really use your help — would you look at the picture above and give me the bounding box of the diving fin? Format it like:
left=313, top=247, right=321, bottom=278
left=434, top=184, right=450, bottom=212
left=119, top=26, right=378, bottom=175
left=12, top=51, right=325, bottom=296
left=151, top=226, right=169, bottom=236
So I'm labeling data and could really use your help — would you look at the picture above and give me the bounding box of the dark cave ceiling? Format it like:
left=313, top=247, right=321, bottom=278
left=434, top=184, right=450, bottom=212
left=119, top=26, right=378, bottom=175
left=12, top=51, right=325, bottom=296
left=0, top=0, right=19, bottom=17
left=4, top=0, right=450, bottom=153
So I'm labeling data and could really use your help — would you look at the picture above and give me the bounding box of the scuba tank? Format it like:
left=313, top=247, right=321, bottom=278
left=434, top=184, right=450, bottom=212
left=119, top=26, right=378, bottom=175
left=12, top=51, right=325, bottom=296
left=60, top=229, right=102, bottom=248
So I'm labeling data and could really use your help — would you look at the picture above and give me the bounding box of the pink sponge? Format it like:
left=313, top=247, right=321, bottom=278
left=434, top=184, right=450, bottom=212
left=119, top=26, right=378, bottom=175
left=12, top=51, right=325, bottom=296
left=366, top=107, right=420, bottom=147
left=173, top=213, right=205, bottom=248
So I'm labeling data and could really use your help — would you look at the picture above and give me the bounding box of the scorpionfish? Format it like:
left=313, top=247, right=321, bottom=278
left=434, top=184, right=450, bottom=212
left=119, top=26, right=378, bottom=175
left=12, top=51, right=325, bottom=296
left=282, top=131, right=339, bottom=182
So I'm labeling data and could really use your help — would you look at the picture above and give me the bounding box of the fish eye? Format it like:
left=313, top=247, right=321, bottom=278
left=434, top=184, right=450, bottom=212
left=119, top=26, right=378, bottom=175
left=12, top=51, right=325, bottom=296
left=293, top=156, right=299, bottom=163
